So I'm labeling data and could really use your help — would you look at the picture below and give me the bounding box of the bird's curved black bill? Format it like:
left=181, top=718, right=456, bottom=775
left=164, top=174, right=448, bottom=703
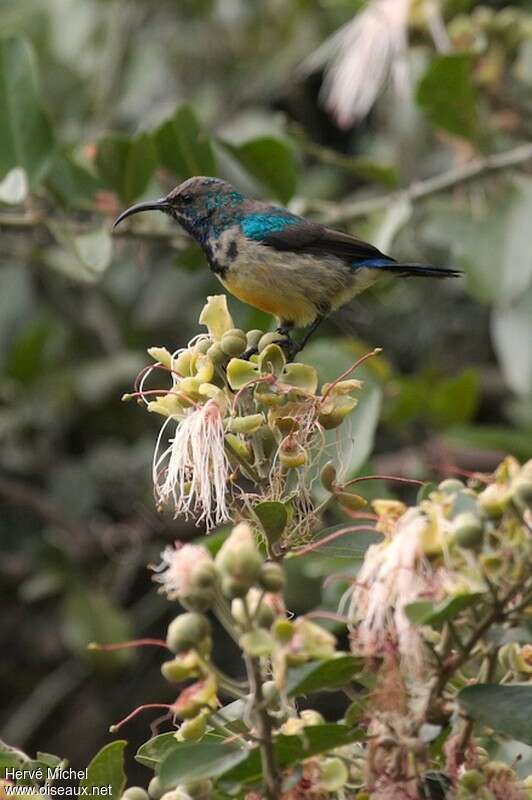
left=113, top=199, right=169, bottom=229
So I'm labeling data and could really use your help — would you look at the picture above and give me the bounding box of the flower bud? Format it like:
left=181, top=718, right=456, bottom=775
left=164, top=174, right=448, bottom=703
left=177, top=711, right=208, bottom=741
left=258, top=562, right=285, bottom=593
left=173, top=675, right=217, bottom=719
left=161, top=651, right=202, bottom=683
left=220, top=575, right=251, bottom=599
left=225, top=433, right=252, bottom=463
left=166, top=613, right=211, bottom=654
left=334, top=490, right=367, bottom=511
left=220, top=330, right=247, bottom=357
left=320, top=461, right=337, bottom=492
left=459, top=770, right=486, bottom=791
left=262, top=680, right=280, bottom=709
left=451, top=512, right=484, bottom=550
left=206, top=343, right=226, bottom=365
left=215, top=523, right=263, bottom=590
left=194, top=338, right=211, bottom=355
left=148, top=778, right=164, bottom=800
left=122, top=788, right=150, bottom=800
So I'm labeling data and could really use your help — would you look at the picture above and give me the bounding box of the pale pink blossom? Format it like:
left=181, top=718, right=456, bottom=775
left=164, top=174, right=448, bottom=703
left=305, top=0, right=411, bottom=127
left=152, top=543, right=213, bottom=600
left=153, top=399, right=230, bottom=530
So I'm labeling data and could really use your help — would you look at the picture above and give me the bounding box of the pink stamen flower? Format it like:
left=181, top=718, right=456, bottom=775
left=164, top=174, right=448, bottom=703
left=152, top=542, right=213, bottom=601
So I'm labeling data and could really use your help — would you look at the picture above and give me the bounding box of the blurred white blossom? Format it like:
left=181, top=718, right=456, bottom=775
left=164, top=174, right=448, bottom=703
left=305, top=0, right=412, bottom=127
left=152, top=543, right=213, bottom=600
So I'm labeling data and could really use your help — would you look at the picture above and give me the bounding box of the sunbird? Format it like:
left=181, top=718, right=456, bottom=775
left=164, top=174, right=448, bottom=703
left=114, top=176, right=460, bottom=356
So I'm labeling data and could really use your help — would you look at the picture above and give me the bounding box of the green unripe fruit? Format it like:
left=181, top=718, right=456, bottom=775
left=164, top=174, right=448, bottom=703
left=262, top=680, right=280, bottom=708
left=258, top=562, right=285, bottom=593
left=226, top=414, right=264, bottom=434
left=438, top=478, right=465, bottom=494
left=452, top=512, right=484, bottom=549
left=220, top=330, right=247, bottom=357
left=246, top=329, right=263, bottom=349
left=166, top=613, right=210, bottom=654
left=148, top=778, right=164, bottom=800
left=191, top=561, right=217, bottom=590
left=334, top=490, right=367, bottom=511
left=122, top=788, right=149, bottom=800
left=215, top=523, right=263, bottom=588
left=180, top=588, right=215, bottom=613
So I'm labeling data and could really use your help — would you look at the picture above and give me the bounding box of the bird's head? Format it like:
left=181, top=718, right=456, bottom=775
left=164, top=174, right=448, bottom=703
left=113, top=176, right=245, bottom=241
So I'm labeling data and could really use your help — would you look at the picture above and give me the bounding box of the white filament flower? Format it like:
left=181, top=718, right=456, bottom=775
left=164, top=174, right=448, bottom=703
left=348, top=508, right=438, bottom=673
left=152, top=543, right=213, bottom=600
left=153, top=399, right=230, bottom=530
left=304, top=0, right=411, bottom=127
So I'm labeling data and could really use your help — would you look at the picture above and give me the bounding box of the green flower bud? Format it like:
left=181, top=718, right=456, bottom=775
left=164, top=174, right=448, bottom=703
left=334, top=490, right=367, bottom=511
left=148, top=778, right=164, bottom=800
left=166, top=613, right=211, bottom=654
left=122, top=788, right=150, bottom=800
left=262, top=680, right=280, bottom=709
left=206, top=342, right=227, bottom=365
left=319, top=757, right=349, bottom=791
left=178, top=712, right=208, bottom=741
left=451, top=512, right=484, bottom=550
left=194, top=338, right=211, bottom=355
left=246, top=329, right=263, bottom=348
left=231, top=589, right=276, bottom=629
left=220, top=331, right=247, bottom=357
left=258, top=562, right=285, bottom=593
left=320, top=461, right=337, bottom=492
left=180, top=587, right=216, bottom=613
left=215, top=522, right=263, bottom=589
left=226, top=414, right=264, bottom=434
left=498, top=642, right=520, bottom=672
left=161, top=651, right=201, bottom=683
left=220, top=575, right=250, bottom=599
left=225, top=433, right=253, bottom=463
left=173, top=675, right=218, bottom=719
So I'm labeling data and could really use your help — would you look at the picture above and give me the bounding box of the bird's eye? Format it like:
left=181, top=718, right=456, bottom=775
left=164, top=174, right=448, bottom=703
left=180, top=193, right=193, bottom=205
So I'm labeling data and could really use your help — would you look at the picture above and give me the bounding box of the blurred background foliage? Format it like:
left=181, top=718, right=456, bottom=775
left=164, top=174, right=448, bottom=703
left=0, top=0, right=531, bottom=778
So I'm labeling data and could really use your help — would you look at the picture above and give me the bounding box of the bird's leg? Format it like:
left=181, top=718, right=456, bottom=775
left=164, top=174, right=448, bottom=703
left=297, top=315, right=325, bottom=352
left=279, top=315, right=325, bottom=362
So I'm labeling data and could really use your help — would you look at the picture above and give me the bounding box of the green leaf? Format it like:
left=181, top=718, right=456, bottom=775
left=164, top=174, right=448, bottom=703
left=221, top=725, right=363, bottom=786
left=458, top=684, right=532, bottom=746
left=0, top=37, right=55, bottom=185
left=158, top=740, right=248, bottom=788
left=254, top=501, right=288, bottom=543
left=222, top=136, right=297, bottom=203
left=405, top=593, right=484, bottom=626
left=46, top=151, right=102, bottom=208
left=80, top=741, right=126, bottom=799
left=444, top=425, right=532, bottom=462
left=287, top=656, right=362, bottom=696
left=417, top=53, right=480, bottom=142
left=135, top=734, right=183, bottom=770
left=95, top=133, right=157, bottom=204
left=155, top=105, right=216, bottom=178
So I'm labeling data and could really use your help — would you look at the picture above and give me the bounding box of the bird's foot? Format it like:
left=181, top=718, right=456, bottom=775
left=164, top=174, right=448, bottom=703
left=242, top=345, right=259, bottom=360
left=279, top=335, right=301, bottom=363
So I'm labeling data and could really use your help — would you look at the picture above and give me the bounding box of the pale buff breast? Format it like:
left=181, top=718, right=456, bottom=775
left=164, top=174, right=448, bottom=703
left=212, top=230, right=380, bottom=326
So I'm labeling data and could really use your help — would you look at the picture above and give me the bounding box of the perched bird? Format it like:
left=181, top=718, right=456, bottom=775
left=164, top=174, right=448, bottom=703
left=114, top=176, right=460, bottom=357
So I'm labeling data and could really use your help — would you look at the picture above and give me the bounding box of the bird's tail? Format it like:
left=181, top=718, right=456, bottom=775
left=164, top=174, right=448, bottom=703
left=380, top=263, right=462, bottom=279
